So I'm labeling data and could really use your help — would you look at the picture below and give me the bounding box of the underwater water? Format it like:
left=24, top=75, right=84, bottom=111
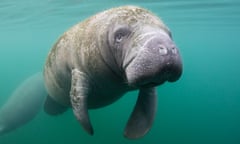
left=0, top=0, right=240, bottom=143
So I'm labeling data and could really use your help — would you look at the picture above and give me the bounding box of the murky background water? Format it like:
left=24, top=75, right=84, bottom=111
left=0, top=0, right=240, bottom=144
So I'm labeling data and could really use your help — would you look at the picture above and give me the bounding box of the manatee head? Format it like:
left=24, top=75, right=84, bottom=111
left=103, top=6, right=182, bottom=88
left=123, top=26, right=182, bottom=87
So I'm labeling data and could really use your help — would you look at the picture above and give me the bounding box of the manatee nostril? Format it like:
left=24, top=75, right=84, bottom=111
left=171, top=47, right=177, bottom=54
left=158, top=46, right=168, bottom=55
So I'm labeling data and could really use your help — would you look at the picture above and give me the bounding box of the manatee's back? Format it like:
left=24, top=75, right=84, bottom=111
left=43, top=12, right=105, bottom=106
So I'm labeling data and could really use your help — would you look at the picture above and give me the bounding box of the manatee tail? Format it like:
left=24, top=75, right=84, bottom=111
left=0, top=72, right=47, bottom=136
left=0, top=126, right=5, bottom=135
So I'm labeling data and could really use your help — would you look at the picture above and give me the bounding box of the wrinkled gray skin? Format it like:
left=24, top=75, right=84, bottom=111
left=44, top=6, right=182, bottom=139
left=0, top=73, right=47, bottom=135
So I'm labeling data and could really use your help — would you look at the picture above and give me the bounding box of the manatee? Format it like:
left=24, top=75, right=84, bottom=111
left=43, top=5, right=182, bottom=139
left=0, top=72, right=47, bottom=135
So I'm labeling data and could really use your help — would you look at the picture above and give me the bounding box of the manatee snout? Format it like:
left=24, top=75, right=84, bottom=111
left=125, top=29, right=182, bottom=87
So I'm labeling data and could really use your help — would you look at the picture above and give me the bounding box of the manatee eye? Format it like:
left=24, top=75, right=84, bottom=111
left=114, top=27, right=131, bottom=43
left=115, top=33, right=124, bottom=43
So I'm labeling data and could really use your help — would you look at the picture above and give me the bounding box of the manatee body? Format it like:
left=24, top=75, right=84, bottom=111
left=0, top=73, right=47, bottom=135
left=44, top=5, right=182, bottom=139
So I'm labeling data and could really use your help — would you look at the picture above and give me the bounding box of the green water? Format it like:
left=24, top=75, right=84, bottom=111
left=0, top=0, right=240, bottom=144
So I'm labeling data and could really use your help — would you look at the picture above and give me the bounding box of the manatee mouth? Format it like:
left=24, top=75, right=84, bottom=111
left=134, top=63, right=182, bottom=88
left=141, top=81, right=165, bottom=88
left=164, top=62, right=182, bottom=82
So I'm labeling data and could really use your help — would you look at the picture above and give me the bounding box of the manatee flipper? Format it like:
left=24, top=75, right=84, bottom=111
left=70, top=69, right=94, bottom=135
left=44, top=95, right=68, bottom=115
left=124, top=87, right=157, bottom=139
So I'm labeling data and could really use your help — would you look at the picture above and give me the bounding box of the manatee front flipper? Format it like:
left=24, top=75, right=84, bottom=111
left=124, top=87, right=157, bottom=139
left=70, top=69, right=93, bottom=135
